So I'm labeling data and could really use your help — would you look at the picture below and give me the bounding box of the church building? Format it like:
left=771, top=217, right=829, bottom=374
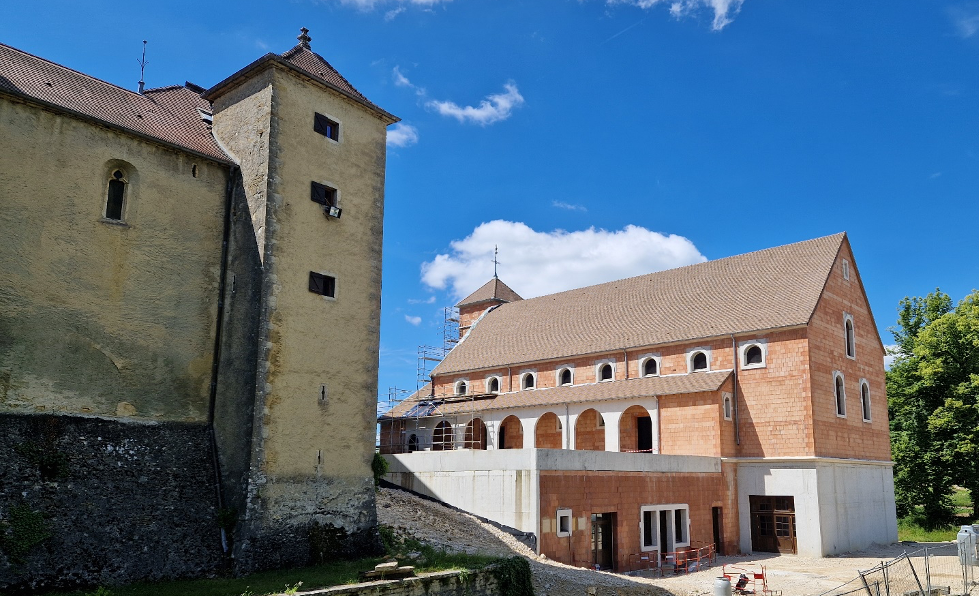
left=379, top=233, right=898, bottom=569
left=0, top=31, right=396, bottom=588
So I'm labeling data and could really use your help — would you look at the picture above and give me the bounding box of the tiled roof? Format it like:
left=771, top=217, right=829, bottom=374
left=433, top=233, right=846, bottom=376
left=457, top=277, right=523, bottom=308
left=381, top=371, right=732, bottom=418
left=0, top=43, right=230, bottom=162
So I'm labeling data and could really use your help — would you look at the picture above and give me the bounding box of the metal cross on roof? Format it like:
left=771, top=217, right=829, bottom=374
left=493, top=245, right=499, bottom=279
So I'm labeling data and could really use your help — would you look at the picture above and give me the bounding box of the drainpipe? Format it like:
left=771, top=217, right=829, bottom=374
left=731, top=334, right=740, bottom=446
left=507, top=367, right=512, bottom=392
left=206, top=164, right=238, bottom=555
left=623, top=350, right=629, bottom=380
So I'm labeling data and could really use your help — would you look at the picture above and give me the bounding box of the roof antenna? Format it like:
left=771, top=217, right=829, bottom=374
left=137, top=40, right=148, bottom=94
left=493, top=245, right=499, bottom=279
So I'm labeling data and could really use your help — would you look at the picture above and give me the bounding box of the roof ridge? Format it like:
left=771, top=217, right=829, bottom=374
left=0, top=42, right=151, bottom=100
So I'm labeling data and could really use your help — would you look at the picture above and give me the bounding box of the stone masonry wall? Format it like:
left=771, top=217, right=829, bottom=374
left=0, top=414, right=222, bottom=592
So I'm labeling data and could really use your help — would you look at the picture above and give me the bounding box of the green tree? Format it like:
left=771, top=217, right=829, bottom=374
left=887, top=289, right=979, bottom=527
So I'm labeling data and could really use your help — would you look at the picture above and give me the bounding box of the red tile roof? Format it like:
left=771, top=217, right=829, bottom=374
left=457, top=277, right=523, bottom=308
left=433, top=233, right=847, bottom=376
left=0, top=43, right=231, bottom=162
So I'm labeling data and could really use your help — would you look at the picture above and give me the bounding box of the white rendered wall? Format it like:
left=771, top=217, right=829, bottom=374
left=737, top=459, right=897, bottom=557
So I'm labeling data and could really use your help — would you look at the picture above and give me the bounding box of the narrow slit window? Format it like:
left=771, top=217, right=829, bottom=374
left=861, top=382, right=871, bottom=422
left=314, top=112, right=339, bottom=141
left=309, top=272, right=336, bottom=298
left=845, top=317, right=856, bottom=358
left=105, top=170, right=126, bottom=220
left=835, top=373, right=846, bottom=417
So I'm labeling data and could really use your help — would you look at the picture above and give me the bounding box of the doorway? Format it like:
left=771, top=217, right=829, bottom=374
left=712, top=507, right=723, bottom=555
left=637, top=416, right=652, bottom=452
left=591, top=512, right=616, bottom=570
left=658, top=510, right=674, bottom=554
left=749, top=495, right=796, bottom=554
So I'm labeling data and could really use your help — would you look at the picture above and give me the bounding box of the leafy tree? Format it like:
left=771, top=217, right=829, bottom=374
left=887, top=289, right=979, bottom=527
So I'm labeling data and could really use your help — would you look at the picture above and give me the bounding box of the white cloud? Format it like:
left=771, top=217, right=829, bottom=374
left=884, top=344, right=901, bottom=370
left=384, top=6, right=406, bottom=20
left=427, top=82, right=524, bottom=126
left=552, top=200, right=587, bottom=212
left=949, top=4, right=979, bottom=37
left=421, top=220, right=706, bottom=300
left=392, top=66, right=427, bottom=96
left=405, top=315, right=422, bottom=326
left=339, top=0, right=451, bottom=10
left=408, top=296, right=437, bottom=304
left=387, top=123, right=419, bottom=147
left=609, top=0, right=744, bottom=30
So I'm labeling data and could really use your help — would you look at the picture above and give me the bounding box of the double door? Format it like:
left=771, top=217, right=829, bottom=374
left=749, top=495, right=796, bottom=554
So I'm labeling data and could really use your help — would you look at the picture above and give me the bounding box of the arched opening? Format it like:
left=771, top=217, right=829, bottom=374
left=845, top=319, right=855, bottom=357
left=535, top=412, right=563, bottom=449
left=105, top=169, right=127, bottom=221
left=522, top=373, right=536, bottom=390
left=619, top=405, right=653, bottom=453
left=861, top=382, right=871, bottom=421
left=407, top=434, right=419, bottom=452
left=433, top=420, right=454, bottom=450
left=692, top=352, right=708, bottom=372
left=559, top=368, right=572, bottom=386
left=599, top=363, right=613, bottom=381
left=488, top=377, right=500, bottom=393
left=745, top=345, right=763, bottom=365
left=643, top=358, right=658, bottom=376
left=574, top=408, right=606, bottom=451
left=455, top=380, right=467, bottom=395
left=464, top=418, right=488, bottom=450
left=835, top=374, right=846, bottom=416
left=498, top=415, right=523, bottom=449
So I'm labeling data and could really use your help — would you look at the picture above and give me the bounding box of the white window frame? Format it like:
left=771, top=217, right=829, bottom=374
left=639, top=505, right=659, bottom=551
left=639, top=353, right=661, bottom=377
left=640, top=504, right=690, bottom=552
left=844, top=312, right=856, bottom=360
left=485, top=375, right=502, bottom=394
left=860, top=378, right=871, bottom=422
left=520, top=370, right=537, bottom=390
left=454, top=379, right=469, bottom=396
left=739, top=339, right=767, bottom=370
left=687, top=347, right=711, bottom=373
left=722, top=392, right=733, bottom=421
left=834, top=371, right=846, bottom=418
left=556, top=365, right=574, bottom=386
left=557, top=508, right=572, bottom=537
left=842, top=258, right=850, bottom=281
left=595, top=358, right=616, bottom=383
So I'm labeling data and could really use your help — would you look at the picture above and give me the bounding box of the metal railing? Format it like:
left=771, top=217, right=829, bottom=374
left=823, top=544, right=978, bottom=596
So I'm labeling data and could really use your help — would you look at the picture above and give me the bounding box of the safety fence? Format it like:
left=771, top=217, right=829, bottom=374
left=823, top=544, right=978, bottom=596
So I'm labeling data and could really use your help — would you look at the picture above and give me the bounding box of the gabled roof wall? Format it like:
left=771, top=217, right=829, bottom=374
left=433, top=233, right=854, bottom=376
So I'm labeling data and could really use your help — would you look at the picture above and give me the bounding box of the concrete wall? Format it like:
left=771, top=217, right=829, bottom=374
left=0, top=414, right=222, bottom=591
left=0, top=95, right=227, bottom=422
left=736, top=459, right=896, bottom=557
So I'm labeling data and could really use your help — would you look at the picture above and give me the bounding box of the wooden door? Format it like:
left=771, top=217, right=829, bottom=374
left=749, top=495, right=796, bottom=554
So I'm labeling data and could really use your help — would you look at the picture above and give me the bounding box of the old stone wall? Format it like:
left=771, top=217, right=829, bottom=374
left=306, top=568, right=501, bottom=596
left=0, top=413, right=222, bottom=591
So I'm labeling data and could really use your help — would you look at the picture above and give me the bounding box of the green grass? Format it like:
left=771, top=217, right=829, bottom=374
left=62, top=527, right=498, bottom=596
left=898, top=487, right=975, bottom=543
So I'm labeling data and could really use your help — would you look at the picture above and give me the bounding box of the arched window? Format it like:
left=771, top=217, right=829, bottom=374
left=723, top=394, right=732, bottom=420
left=105, top=169, right=127, bottom=221
left=643, top=358, right=658, bottom=377
left=745, top=345, right=763, bottom=365
left=844, top=316, right=856, bottom=358
left=834, top=373, right=846, bottom=417
left=407, top=434, right=418, bottom=452
left=433, top=421, right=454, bottom=450
left=559, top=368, right=572, bottom=386
left=487, top=377, right=500, bottom=394
left=522, top=372, right=536, bottom=390
left=860, top=381, right=871, bottom=422
left=455, top=380, right=467, bottom=396
left=599, top=363, right=613, bottom=381
left=692, top=352, right=708, bottom=372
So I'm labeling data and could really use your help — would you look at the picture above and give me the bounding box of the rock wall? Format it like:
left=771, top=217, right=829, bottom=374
left=0, top=414, right=223, bottom=591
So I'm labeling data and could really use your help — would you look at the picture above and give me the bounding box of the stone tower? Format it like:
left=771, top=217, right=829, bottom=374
left=205, top=29, right=399, bottom=571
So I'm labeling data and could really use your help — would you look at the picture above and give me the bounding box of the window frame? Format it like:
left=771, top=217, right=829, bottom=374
left=486, top=376, right=502, bottom=394
left=687, top=347, right=711, bottom=373
left=834, top=371, right=846, bottom=418
left=860, top=378, right=871, bottom=422
left=556, top=366, right=574, bottom=386
left=640, top=504, right=690, bottom=551
left=739, top=339, right=767, bottom=370
left=311, top=180, right=340, bottom=209
left=454, top=379, right=468, bottom=396
left=640, top=354, right=661, bottom=377
left=308, top=271, right=337, bottom=299
left=314, top=111, right=340, bottom=142
left=595, top=358, right=616, bottom=383
left=842, top=258, right=850, bottom=281
left=844, top=313, right=856, bottom=359
left=520, top=371, right=537, bottom=390
left=556, top=508, right=572, bottom=538
left=640, top=505, right=659, bottom=551
left=722, top=392, right=733, bottom=421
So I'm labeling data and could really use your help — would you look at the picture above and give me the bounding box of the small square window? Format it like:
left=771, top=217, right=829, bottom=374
left=309, top=272, right=336, bottom=298
left=314, top=112, right=339, bottom=141
left=557, top=508, right=572, bottom=537
left=311, top=181, right=338, bottom=207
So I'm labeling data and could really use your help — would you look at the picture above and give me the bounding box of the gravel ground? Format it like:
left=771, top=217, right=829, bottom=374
left=376, top=487, right=953, bottom=596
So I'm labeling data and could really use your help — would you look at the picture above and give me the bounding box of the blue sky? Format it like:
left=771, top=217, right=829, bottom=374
left=5, top=1, right=978, bottom=410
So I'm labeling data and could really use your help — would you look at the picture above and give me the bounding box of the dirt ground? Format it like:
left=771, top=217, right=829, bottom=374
left=376, top=487, right=956, bottom=596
